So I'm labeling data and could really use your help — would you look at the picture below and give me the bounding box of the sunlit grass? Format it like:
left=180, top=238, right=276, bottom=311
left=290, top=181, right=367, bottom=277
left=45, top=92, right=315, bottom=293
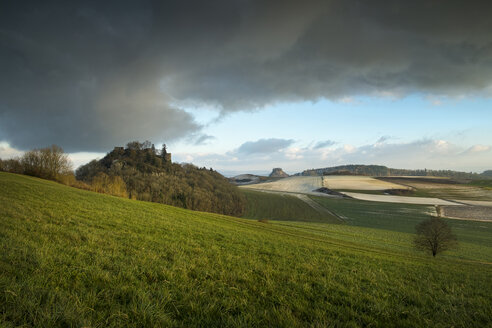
left=241, top=189, right=339, bottom=223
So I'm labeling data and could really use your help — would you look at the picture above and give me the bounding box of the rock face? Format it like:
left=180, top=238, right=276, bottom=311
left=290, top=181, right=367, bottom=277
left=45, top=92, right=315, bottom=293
left=269, top=168, right=289, bottom=178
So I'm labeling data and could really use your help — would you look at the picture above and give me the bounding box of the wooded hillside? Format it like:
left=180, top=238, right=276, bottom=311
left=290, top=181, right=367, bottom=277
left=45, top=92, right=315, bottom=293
left=76, top=141, right=246, bottom=216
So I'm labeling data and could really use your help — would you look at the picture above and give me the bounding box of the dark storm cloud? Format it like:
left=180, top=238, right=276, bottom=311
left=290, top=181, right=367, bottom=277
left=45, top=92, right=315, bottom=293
left=1, top=0, right=492, bottom=151
left=237, top=138, right=294, bottom=155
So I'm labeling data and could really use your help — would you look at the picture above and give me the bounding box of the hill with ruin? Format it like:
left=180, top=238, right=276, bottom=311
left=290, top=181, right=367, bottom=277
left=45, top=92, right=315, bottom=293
left=76, top=141, right=245, bottom=216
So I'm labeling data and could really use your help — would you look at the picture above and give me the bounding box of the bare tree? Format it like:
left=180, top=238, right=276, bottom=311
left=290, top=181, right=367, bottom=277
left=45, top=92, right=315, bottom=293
left=39, top=145, right=72, bottom=179
left=414, top=218, right=457, bottom=257
left=21, top=145, right=72, bottom=180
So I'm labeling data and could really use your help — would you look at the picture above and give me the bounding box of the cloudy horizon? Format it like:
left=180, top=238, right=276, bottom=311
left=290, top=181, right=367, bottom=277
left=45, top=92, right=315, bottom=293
left=1, top=0, right=491, bottom=174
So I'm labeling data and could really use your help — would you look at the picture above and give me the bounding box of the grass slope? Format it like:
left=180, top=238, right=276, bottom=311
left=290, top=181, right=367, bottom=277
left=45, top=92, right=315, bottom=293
left=1, top=172, right=492, bottom=327
left=241, top=189, right=339, bottom=223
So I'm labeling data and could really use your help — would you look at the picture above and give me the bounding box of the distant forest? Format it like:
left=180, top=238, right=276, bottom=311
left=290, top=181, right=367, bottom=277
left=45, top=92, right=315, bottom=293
left=297, top=165, right=491, bottom=180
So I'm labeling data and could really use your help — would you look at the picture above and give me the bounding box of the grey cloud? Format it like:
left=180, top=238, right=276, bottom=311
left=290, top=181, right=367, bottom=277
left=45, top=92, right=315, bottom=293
left=163, top=0, right=492, bottom=111
left=313, top=140, right=336, bottom=149
left=237, top=138, right=294, bottom=155
left=0, top=0, right=202, bottom=151
left=2, top=0, right=492, bottom=151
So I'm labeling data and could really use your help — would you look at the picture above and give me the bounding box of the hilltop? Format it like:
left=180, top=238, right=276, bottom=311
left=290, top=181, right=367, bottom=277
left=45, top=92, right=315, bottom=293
left=76, top=141, right=245, bottom=216
left=269, top=167, right=289, bottom=178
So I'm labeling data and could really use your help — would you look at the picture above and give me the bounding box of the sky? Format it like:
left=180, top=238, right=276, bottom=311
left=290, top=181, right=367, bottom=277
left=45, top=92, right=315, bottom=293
left=1, top=0, right=491, bottom=176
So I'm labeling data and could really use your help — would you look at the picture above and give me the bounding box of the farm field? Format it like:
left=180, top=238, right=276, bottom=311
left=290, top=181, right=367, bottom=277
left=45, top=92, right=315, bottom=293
left=309, top=196, right=492, bottom=256
left=242, top=175, right=492, bottom=221
left=322, top=175, right=409, bottom=190
left=240, top=176, right=324, bottom=194
left=241, top=175, right=409, bottom=194
left=241, top=189, right=339, bottom=223
left=311, top=197, right=492, bottom=262
left=341, top=191, right=459, bottom=205
left=242, top=188, right=492, bottom=257
left=1, top=172, right=492, bottom=327
left=242, top=175, right=468, bottom=206
left=379, top=177, right=492, bottom=201
left=242, top=190, right=492, bottom=262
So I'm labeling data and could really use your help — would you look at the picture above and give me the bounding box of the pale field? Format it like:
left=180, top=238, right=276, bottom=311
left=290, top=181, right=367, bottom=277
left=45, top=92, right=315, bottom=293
left=240, top=175, right=490, bottom=207
left=322, top=176, right=409, bottom=190
left=341, top=192, right=460, bottom=206
left=241, top=176, right=409, bottom=194
left=240, top=176, right=323, bottom=193
left=379, top=177, right=492, bottom=201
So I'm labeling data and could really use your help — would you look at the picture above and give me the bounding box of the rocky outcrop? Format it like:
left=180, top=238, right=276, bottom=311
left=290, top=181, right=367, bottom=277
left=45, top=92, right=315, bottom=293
left=229, top=174, right=260, bottom=185
left=269, top=168, right=289, bottom=178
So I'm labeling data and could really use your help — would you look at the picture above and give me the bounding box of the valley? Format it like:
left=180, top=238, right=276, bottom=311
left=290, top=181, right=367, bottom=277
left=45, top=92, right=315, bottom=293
left=239, top=174, right=492, bottom=222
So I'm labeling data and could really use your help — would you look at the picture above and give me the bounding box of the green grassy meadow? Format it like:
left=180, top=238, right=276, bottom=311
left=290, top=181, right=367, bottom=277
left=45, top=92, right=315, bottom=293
left=241, top=189, right=339, bottom=223
left=1, top=172, right=492, bottom=327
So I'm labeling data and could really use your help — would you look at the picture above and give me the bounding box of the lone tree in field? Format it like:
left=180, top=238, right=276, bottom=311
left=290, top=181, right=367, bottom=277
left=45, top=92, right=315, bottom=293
left=414, top=218, right=457, bottom=257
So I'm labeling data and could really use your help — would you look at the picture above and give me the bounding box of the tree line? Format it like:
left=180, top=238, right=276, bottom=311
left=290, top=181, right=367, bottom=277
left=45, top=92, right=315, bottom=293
left=0, top=145, right=73, bottom=182
left=0, top=145, right=128, bottom=198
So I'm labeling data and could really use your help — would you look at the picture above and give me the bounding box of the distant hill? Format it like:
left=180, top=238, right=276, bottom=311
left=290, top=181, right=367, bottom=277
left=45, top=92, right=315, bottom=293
left=296, top=164, right=491, bottom=180
left=229, top=174, right=261, bottom=185
left=482, top=170, right=492, bottom=177
left=76, top=141, right=245, bottom=216
left=269, top=168, right=289, bottom=178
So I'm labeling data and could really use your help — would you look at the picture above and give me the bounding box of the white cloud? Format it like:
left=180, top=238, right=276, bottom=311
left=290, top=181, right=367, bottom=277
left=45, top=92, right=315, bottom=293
left=69, top=152, right=105, bottom=170
left=173, top=138, right=492, bottom=175
left=0, top=141, right=104, bottom=170
left=0, top=142, right=24, bottom=159
left=464, top=144, right=491, bottom=153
